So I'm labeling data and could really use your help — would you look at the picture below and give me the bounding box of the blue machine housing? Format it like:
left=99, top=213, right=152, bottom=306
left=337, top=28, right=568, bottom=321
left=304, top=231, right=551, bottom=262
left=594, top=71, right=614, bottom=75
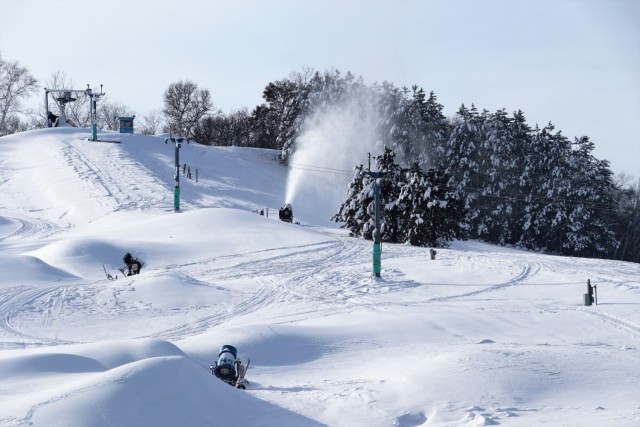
left=213, top=345, right=237, bottom=383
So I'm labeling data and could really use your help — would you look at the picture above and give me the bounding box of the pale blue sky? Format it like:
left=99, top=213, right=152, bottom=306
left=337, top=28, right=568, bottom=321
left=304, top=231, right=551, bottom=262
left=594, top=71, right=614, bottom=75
left=1, top=0, right=638, bottom=176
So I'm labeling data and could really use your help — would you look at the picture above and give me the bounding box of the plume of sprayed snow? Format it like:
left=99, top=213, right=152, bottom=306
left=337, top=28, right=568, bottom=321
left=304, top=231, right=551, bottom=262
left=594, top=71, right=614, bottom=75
left=285, top=96, right=384, bottom=224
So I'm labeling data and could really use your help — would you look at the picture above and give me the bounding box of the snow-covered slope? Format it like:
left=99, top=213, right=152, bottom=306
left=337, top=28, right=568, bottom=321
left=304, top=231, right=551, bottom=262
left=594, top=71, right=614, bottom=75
left=1, top=128, right=638, bottom=427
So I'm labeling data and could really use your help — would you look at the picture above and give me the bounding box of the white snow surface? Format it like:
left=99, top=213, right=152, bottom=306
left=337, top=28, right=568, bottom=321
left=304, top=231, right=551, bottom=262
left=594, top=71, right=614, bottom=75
left=1, top=127, right=639, bottom=427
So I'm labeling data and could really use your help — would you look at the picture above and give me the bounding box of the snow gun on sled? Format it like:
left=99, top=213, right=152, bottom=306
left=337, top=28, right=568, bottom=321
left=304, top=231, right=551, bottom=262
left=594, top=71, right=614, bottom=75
left=210, top=345, right=250, bottom=389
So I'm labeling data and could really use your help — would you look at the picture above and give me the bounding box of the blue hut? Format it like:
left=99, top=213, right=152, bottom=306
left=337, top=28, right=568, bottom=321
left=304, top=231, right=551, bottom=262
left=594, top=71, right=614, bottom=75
left=118, top=115, right=135, bottom=134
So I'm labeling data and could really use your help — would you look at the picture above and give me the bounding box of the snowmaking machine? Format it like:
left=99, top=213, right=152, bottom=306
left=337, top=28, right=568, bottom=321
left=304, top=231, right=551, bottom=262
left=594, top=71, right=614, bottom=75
left=210, top=345, right=250, bottom=389
left=120, top=252, right=143, bottom=276
left=279, top=203, right=293, bottom=223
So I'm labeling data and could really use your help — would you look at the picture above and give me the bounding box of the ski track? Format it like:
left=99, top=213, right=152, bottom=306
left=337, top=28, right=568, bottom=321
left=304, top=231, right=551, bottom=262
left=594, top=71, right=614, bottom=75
left=426, top=259, right=542, bottom=303
left=0, top=236, right=366, bottom=345
left=62, top=140, right=169, bottom=212
left=335, top=246, right=544, bottom=310
left=143, top=236, right=368, bottom=340
left=0, top=284, right=78, bottom=348
left=1, top=136, right=169, bottom=245
left=577, top=309, right=640, bottom=339
left=0, top=215, right=59, bottom=242
left=4, top=230, right=639, bottom=354
left=140, top=276, right=282, bottom=341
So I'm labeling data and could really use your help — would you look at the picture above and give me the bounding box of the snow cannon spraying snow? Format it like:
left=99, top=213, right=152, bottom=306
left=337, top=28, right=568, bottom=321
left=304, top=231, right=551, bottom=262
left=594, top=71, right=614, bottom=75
left=210, top=345, right=250, bottom=388
left=279, top=203, right=293, bottom=223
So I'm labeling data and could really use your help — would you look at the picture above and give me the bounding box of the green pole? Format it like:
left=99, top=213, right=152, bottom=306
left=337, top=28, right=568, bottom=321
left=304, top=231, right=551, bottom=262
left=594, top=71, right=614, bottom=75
left=91, top=97, right=98, bottom=141
left=373, top=176, right=382, bottom=277
left=373, top=242, right=381, bottom=276
left=174, top=186, right=180, bottom=211
left=367, top=164, right=387, bottom=278
left=173, top=141, right=180, bottom=212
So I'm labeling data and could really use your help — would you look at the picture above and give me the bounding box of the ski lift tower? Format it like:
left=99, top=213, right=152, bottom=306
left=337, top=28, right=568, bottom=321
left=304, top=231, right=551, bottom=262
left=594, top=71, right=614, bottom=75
left=86, top=84, right=105, bottom=141
left=367, top=170, right=387, bottom=277
left=165, top=130, right=189, bottom=212
left=44, top=88, right=87, bottom=127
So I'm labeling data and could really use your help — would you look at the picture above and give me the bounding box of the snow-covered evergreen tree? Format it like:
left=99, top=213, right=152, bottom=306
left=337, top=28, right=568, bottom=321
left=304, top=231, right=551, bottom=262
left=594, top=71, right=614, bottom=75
left=474, top=109, right=519, bottom=245
left=373, top=147, right=407, bottom=243
left=386, top=87, right=450, bottom=171
left=507, top=110, right=533, bottom=245
left=399, top=164, right=465, bottom=247
left=332, top=164, right=374, bottom=237
left=334, top=147, right=464, bottom=247
left=440, top=104, right=486, bottom=235
left=518, top=123, right=574, bottom=253
left=561, top=136, right=618, bottom=256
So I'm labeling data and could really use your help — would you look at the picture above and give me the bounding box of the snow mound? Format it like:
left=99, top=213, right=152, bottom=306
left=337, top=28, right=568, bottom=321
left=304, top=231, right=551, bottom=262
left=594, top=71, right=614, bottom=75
left=0, top=254, right=79, bottom=283
left=0, top=216, right=21, bottom=239
left=29, top=237, right=128, bottom=280
left=1, top=339, right=321, bottom=427
left=113, top=271, right=231, bottom=311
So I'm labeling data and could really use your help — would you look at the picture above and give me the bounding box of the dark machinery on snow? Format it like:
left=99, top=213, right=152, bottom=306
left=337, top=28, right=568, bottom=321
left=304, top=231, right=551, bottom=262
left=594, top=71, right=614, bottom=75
left=210, top=345, right=249, bottom=389
left=279, top=203, right=293, bottom=223
left=121, top=252, right=143, bottom=276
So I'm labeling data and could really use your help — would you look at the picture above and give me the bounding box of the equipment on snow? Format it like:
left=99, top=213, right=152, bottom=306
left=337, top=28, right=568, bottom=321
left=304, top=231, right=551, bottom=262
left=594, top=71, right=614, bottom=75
left=210, top=345, right=250, bottom=389
left=165, top=133, right=188, bottom=212
left=279, top=203, right=293, bottom=223
left=103, top=264, right=114, bottom=280
left=584, top=279, right=597, bottom=306
left=120, top=252, right=143, bottom=276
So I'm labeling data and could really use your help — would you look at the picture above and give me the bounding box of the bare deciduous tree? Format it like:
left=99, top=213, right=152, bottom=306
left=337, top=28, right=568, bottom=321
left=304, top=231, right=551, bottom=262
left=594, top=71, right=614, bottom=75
left=162, top=80, right=212, bottom=138
left=138, top=109, right=164, bottom=135
left=97, top=99, right=134, bottom=131
left=0, top=52, right=39, bottom=135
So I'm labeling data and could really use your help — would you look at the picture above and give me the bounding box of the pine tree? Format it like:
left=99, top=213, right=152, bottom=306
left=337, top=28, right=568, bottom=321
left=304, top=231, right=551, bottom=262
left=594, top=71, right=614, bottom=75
left=399, top=164, right=465, bottom=247
left=475, top=109, right=518, bottom=245
left=334, top=147, right=464, bottom=247
left=518, top=123, right=573, bottom=253
left=508, top=110, right=533, bottom=245
left=332, top=164, right=373, bottom=237
left=440, top=104, right=487, bottom=237
left=373, top=147, right=407, bottom=243
left=421, top=91, right=451, bottom=168
left=561, top=136, right=618, bottom=256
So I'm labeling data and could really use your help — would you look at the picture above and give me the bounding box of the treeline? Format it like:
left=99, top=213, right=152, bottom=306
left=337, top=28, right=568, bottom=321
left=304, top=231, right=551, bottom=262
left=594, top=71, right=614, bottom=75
left=227, top=69, right=638, bottom=263
left=1, top=51, right=638, bottom=262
